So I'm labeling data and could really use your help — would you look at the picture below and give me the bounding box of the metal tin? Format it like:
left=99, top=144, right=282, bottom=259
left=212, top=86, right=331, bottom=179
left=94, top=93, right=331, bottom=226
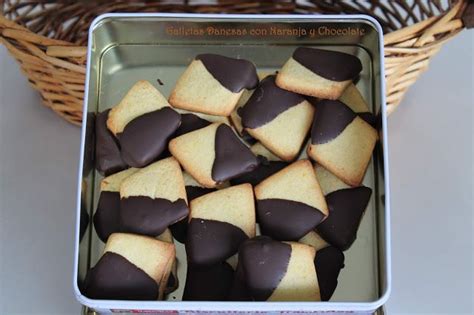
left=74, top=13, right=391, bottom=314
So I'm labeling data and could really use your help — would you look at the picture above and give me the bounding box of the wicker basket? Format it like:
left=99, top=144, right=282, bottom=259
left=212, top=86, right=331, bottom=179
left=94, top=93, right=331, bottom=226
left=0, top=1, right=472, bottom=126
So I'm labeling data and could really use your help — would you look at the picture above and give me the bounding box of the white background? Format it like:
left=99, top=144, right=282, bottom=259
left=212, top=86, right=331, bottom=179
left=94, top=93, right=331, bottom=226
left=0, top=31, right=472, bottom=314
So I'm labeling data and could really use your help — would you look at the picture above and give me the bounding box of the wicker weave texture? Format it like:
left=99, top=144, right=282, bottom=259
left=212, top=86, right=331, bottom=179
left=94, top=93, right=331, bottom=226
left=0, top=0, right=469, bottom=125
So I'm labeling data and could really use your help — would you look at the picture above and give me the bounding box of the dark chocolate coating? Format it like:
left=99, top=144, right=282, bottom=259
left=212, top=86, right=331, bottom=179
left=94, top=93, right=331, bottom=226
left=119, top=107, right=181, bottom=168
left=212, top=124, right=259, bottom=183
left=83, top=252, right=159, bottom=300
left=314, top=246, right=345, bottom=301
left=165, top=271, right=178, bottom=294
left=183, top=262, right=234, bottom=301
left=240, top=76, right=306, bottom=129
left=317, top=187, right=372, bottom=250
left=239, top=236, right=291, bottom=301
left=174, top=113, right=211, bottom=137
left=228, top=262, right=251, bottom=301
left=93, top=191, right=122, bottom=243
left=310, top=99, right=356, bottom=145
left=257, top=199, right=325, bottom=241
left=170, top=186, right=216, bottom=243
left=293, top=47, right=362, bottom=82
left=120, top=196, right=189, bottom=237
left=80, top=203, right=89, bottom=242
left=358, top=112, right=376, bottom=126
left=95, top=110, right=127, bottom=176
left=84, top=112, right=96, bottom=176
left=196, top=54, right=258, bottom=93
left=230, top=157, right=288, bottom=186
left=186, top=218, right=248, bottom=265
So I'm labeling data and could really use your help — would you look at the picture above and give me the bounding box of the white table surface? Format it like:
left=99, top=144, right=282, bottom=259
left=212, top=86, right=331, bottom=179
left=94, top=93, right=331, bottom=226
left=0, top=31, right=472, bottom=315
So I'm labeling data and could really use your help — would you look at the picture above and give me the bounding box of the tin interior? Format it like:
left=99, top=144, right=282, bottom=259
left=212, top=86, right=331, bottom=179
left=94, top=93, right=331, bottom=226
left=79, top=16, right=387, bottom=305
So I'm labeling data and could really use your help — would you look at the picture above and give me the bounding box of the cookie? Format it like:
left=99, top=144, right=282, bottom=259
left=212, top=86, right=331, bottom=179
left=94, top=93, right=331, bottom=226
left=174, top=109, right=229, bottom=137
left=83, top=233, right=175, bottom=300
left=186, top=184, right=255, bottom=265
left=339, top=83, right=376, bottom=126
left=156, top=229, right=179, bottom=294
left=307, top=99, right=378, bottom=186
left=254, top=160, right=328, bottom=241
left=230, top=143, right=289, bottom=187
left=237, top=236, right=320, bottom=301
left=169, top=123, right=259, bottom=188
left=183, top=262, right=234, bottom=301
left=299, top=230, right=329, bottom=252
left=240, top=76, right=314, bottom=161
left=276, top=47, right=362, bottom=100
left=314, top=246, right=345, bottom=301
left=95, top=109, right=127, bottom=176
left=169, top=54, right=258, bottom=116
left=316, top=186, right=372, bottom=250
left=119, top=157, right=189, bottom=236
left=94, top=168, right=138, bottom=242
left=107, top=80, right=171, bottom=136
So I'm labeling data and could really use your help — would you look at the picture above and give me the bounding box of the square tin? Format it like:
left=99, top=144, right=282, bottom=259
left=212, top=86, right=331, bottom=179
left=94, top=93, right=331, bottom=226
left=74, top=13, right=391, bottom=314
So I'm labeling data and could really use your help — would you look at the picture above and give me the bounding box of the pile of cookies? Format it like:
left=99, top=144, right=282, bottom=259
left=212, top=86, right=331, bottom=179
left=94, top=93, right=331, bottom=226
left=84, top=47, right=377, bottom=302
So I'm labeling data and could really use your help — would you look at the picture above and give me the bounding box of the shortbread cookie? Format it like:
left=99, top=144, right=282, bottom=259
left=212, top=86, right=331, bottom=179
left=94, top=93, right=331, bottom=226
left=170, top=172, right=216, bottom=244
left=314, top=246, right=345, bottom=301
left=240, top=76, right=314, bottom=161
left=254, top=160, right=328, bottom=240
left=95, top=109, right=127, bottom=176
left=107, top=80, right=171, bottom=135
left=156, top=229, right=178, bottom=294
left=339, top=83, right=376, bottom=125
left=119, top=107, right=181, bottom=167
left=183, top=262, right=234, bottom=301
left=230, top=143, right=288, bottom=187
left=307, top=99, right=377, bottom=186
left=169, top=54, right=258, bottom=116
left=186, top=184, right=255, bottom=265
left=119, top=157, right=189, bottom=236
left=316, top=187, right=372, bottom=250
left=94, top=168, right=138, bottom=242
left=299, top=230, right=329, bottom=252
left=83, top=233, right=175, bottom=300
left=276, top=47, right=362, bottom=100
left=169, top=123, right=259, bottom=188
left=237, top=236, right=320, bottom=301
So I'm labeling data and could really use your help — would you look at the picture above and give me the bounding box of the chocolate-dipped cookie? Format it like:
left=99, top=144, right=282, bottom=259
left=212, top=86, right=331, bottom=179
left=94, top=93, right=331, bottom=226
left=254, top=160, right=328, bottom=241
left=317, top=186, right=372, bottom=250
left=169, top=54, right=258, bottom=116
left=307, top=99, right=377, bottom=186
left=119, top=157, right=189, bottom=236
left=173, top=109, right=229, bottom=137
left=339, top=83, right=376, bottom=126
left=94, top=168, right=138, bottom=243
left=107, top=80, right=171, bottom=136
left=186, top=184, right=256, bottom=265
left=183, top=262, right=234, bottom=301
left=276, top=47, right=362, bottom=100
left=240, top=76, right=314, bottom=161
left=83, top=233, right=175, bottom=300
left=237, top=237, right=320, bottom=301
left=169, top=123, right=259, bottom=188
left=314, top=246, right=345, bottom=301
left=95, top=109, right=127, bottom=176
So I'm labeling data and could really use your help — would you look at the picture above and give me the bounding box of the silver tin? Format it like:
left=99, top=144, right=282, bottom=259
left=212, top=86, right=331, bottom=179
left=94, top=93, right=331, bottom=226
left=74, top=13, right=391, bottom=314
